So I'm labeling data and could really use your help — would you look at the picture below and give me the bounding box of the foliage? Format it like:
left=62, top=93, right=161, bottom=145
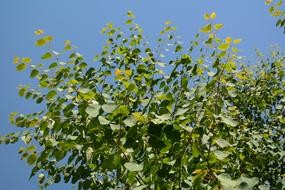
left=266, top=0, right=285, bottom=33
left=1, top=8, right=285, bottom=190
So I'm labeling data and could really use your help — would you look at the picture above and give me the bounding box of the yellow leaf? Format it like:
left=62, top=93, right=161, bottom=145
left=44, top=36, right=53, bottom=42
left=115, top=69, right=122, bottom=75
left=164, top=21, right=172, bottom=25
left=13, top=56, right=20, bottom=64
left=204, top=13, right=210, bottom=20
left=200, top=24, right=212, bottom=33
left=236, top=72, right=247, bottom=80
left=214, top=24, right=224, bottom=30
left=225, top=37, right=232, bottom=44
left=132, top=112, right=147, bottom=123
left=22, top=57, right=31, bottom=63
left=197, top=67, right=204, bottom=75
left=34, top=29, right=44, bottom=35
left=218, top=43, right=230, bottom=51
left=210, top=12, right=217, bottom=19
left=192, top=169, right=207, bottom=175
left=233, top=39, right=242, bottom=44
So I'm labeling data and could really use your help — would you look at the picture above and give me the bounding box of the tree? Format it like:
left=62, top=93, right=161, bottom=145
left=1, top=8, right=285, bottom=190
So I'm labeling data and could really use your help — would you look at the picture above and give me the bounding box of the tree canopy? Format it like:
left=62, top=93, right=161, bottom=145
left=1, top=2, right=285, bottom=190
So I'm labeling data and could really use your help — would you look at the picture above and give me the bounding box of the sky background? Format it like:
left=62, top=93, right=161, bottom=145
left=0, top=0, right=284, bottom=189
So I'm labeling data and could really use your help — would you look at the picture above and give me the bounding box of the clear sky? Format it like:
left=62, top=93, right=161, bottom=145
left=0, top=0, right=284, bottom=189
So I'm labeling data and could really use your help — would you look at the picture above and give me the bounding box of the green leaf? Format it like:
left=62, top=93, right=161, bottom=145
left=35, top=38, right=46, bottom=46
left=175, top=108, right=188, bottom=116
left=78, top=87, right=91, bottom=94
left=175, top=45, right=183, bottom=52
left=126, top=82, right=137, bottom=92
left=16, top=63, right=27, bottom=71
left=133, top=185, right=147, bottom=190
left=192, top=143, right=200, bottom=157
left=126, top=19, right=132, bottom=25
left=38, top=174, right=45, bottom=184
left=220, top=115, right=238, bottom=127
left=86, top=147, right=94, bottom=164
left=123, top=117, right=136, bottom=127
left=102, top=103, right=116, bottom=113
left=30, top=69, right=39, bottom=78
left=216, top=173, right=237, bottom=188
left=18, top=87, right=26, bottom=96
left=27, top=154, right=37, bottom=165
left=41, top=52, right=53, bottom=60
left=98, top=116, right=109, bottom=125
left=86, top=102, right=100, bottom=117
left=237, top=175, right=259, bottom=188
left=64, top=44, right=72, bottom=50
left=124, top=162, right=143, bottom=171
left=46, top=90, right=57, bottom=100
left=218, top=43, right=230, bottom=51
left=215, top=138, right=231, bottom=148
left=49, top=62, right=58, bottom=69
left=214, top=150, right=230, bottom=160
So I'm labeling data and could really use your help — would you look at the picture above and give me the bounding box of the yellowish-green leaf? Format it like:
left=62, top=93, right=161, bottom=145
left=34, top=29, right=44, bottom=35
left=210, top=12, right=217, bottom=19
left=64, top=40, right=71, bottom=45
left=35, top=38, right=46, bottom=46
left=13, top=56, right=20, bottom=64
left=41, top=52, right=53, bottom=60
left=46, top=90, right=57, bottom=100
left=232, top=47, right=239, bottom=53
left=30, top=69, right=39, bottom=78
left=125, top=69, right=132, bottom=76
left=204, top=13, right=210, bottom=20
left=126, top=19, right=132, bottom=25
left=233, top=39, right=242, bottom=44
left=200, top=24, right=212, bottom=33
left=64, top=44, right=72, bottom=50
left=164, top=21, right=172, bottom=25
left=44, top=35, right=53, bottom=42
left=214, top=24, right=224, bottom=30
left=22, top=57, right=31, bottom=63
left=16, top=63, right=27, bottom=71
left=27, top=153, right=37, bottom=165
left=218, top=43, right=230, bottom=51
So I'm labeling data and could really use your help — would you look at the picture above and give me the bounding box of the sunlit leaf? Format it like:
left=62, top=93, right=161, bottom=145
left=124, top=162, right=143, bottom=171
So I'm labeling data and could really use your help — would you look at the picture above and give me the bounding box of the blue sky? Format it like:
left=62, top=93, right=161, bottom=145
left=0, top=0, right=284, bottom=189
